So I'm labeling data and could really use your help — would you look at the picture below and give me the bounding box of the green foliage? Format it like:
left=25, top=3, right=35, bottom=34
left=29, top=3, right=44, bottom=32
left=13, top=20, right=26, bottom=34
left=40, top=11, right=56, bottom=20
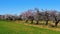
left=0, top=20, right=60, bottom=34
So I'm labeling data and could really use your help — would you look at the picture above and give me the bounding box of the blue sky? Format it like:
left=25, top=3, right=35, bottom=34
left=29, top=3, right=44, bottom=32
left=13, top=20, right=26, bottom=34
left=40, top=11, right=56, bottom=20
left=0, top=0, right=60, bottom=15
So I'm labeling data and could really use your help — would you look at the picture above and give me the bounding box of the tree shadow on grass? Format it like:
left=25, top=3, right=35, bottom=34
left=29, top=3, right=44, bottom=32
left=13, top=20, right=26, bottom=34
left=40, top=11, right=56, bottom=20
left=32, top=22, right=46, bottom=25
left=48, top=23, right=57, bottom=28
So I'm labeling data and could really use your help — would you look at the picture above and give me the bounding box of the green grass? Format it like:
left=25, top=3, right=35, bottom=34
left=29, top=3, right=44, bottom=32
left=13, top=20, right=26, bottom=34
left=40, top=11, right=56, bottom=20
left=0, top=20, right=60, bottom=34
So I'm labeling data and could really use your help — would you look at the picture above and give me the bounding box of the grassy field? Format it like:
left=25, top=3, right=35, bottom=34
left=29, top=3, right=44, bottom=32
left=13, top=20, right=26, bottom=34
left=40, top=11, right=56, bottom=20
left=0, top=20, right=60, bottom=34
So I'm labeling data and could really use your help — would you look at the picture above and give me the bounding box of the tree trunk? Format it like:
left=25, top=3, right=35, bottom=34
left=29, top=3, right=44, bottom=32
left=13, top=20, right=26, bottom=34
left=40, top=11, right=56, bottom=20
left=31, top=19, right=33, bottom=24
left=54, top=16, right=59, bottom=27
left=36, top=20, right=39, bottom=24
left=55, top=20, right=59, bottom=27
left=25, top=20, right=28, bottom=23
left=46, top=20, right=48, bottom=25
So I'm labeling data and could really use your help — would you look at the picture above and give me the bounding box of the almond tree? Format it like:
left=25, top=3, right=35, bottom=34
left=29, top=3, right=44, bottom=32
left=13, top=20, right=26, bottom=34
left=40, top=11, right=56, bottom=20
left=49, top=10, right=60, bottom=27
left=34, top=8, right=40, bottom=24
left=21, top=9, right=34, bottom=23
left=44, top=11, right=49, bottom=25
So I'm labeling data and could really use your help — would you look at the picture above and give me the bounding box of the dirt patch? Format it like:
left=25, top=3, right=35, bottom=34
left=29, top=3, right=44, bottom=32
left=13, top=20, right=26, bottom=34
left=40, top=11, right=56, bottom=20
left=15, top=21, right=60, bottom=31
left=24, top=23, right=60, bottom=31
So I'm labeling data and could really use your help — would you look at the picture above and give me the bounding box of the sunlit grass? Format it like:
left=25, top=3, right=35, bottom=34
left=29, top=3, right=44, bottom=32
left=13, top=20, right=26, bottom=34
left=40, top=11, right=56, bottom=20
left=0, top=20, right=60, bottom=34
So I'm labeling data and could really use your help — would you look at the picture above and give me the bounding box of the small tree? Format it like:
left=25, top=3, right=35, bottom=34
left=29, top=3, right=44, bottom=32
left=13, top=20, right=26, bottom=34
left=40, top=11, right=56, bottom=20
left=49, top=10, right=59, bottom=27
left=34, top=8, right=40, bottom=24
left=44, top=11, right=49, bottom=25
